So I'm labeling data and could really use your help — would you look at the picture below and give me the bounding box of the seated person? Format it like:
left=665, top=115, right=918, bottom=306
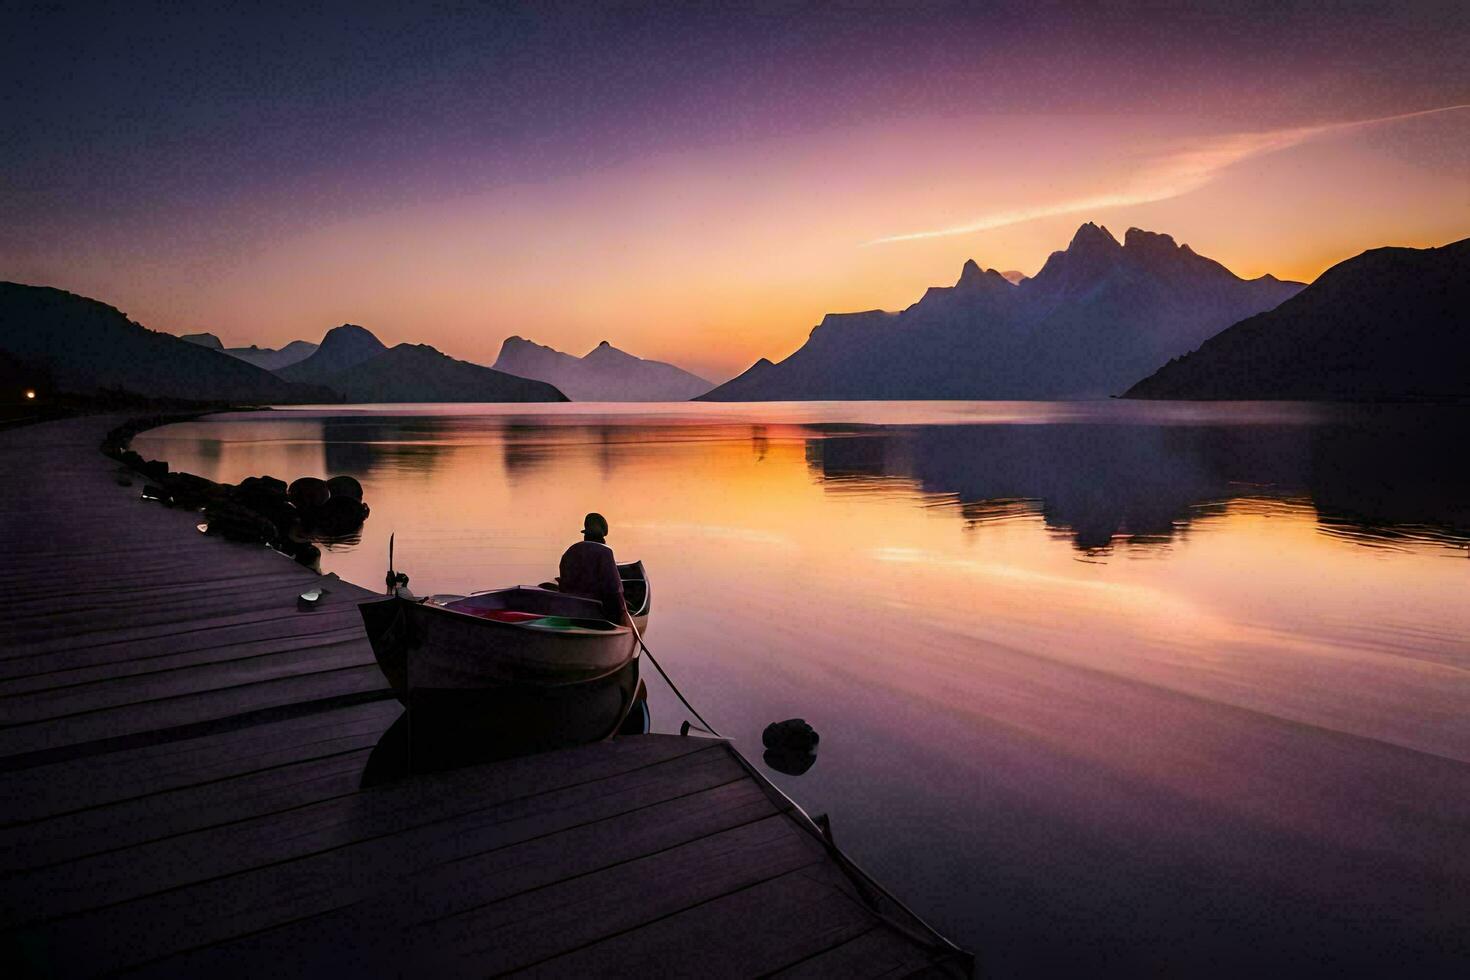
left=557, top=512, right=628, bottom=624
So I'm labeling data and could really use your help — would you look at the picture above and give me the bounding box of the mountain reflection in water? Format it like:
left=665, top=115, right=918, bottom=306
left=133, top=402, right=1470, bottom=978
left=805, top=419, right=1470, bottom=552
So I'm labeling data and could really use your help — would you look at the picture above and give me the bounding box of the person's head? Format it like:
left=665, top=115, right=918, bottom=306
left=582, top=512, right=609, bottom=542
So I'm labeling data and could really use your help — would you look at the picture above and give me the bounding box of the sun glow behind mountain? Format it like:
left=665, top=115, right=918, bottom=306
left=3, top=5, right=1468, bottom=381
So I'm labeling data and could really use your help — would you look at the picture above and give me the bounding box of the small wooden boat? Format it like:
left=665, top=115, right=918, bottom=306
left=359, top=558, right=651, bottom=704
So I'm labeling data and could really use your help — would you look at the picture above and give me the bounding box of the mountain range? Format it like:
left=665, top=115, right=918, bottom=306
left=280, top=324, right=566, bottom=402
left=180, top=331, right=320, bottom=370
left=0, top=283, right=336, bottom=403
left=699, top=223, right=1304, bottom=401
left=493, top=337, right=712, bottom=401
left=1125, top=237, right=1470, bottom=401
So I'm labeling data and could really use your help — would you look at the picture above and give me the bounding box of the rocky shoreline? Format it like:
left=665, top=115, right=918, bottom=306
left=100, top=413, right=369, bottom=571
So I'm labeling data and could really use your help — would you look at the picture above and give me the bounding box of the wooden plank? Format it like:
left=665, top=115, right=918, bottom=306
left=2, top=737, right=727, bottom=925
left=770, top=925, right=943, bottom=979
left=23, top=751, right=767, bottom=971
left=0, top=748, right=375, bottom=871
left=0, top=606, right=366, bottom=678
left=0, top=621, right=368, bottom=693
left=142, top=813, right=824, bottom=978
left=0, top=664, right=388, bottom=760
left=1, top=635, right=376, bottom=723
left=0, top=699, right=400, bottom=822
left=508, top=865, right=879, bottom=978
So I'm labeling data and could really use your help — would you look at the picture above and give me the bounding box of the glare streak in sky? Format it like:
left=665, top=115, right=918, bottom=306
left=865, top=104, right=1470, bottom=246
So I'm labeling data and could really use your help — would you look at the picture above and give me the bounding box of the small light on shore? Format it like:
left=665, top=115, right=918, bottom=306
left=25, top=389, right=36, bottom=400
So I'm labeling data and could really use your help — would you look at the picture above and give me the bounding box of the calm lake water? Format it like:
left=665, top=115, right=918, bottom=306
left=135, top=401, right=1470, bottom=977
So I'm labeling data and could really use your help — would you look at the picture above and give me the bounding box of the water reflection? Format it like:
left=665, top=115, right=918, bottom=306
left=806, top=419, right=1470, bottom=554
left=134, top=402, right=1470, bottom=976
left=361, top=658, right=649, bottom=786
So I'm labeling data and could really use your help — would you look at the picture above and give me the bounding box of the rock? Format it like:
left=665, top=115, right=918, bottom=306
left=288, top=476, right=330, bottom=510
left=291, top=541, right=322, bottom=571
left=326, top=475, right=363, bottom=500
left=763, top=746, right=818, bottom=776
left=238, top=475, right=287, bottom=497
left=140, top=459, right=169, bottom=481
left=762, top=718, right=819, bottom=752
left=306, top=494, right=369, bottom=535
left=161, top=472, right=225, bottom=509
left=203, top=501, right=279, bottom=544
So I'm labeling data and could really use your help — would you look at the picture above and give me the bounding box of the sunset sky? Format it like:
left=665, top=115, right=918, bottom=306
left=3, top=2, right=1468, bottom=380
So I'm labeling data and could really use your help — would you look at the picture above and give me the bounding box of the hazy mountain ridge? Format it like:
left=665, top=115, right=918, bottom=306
left=313, top=341, right=567, bottom=403
left=0, top=283, right=337, bottom=403
left=700, top=223, right=1304, bottom=401
left=494, top=337, right=711, bottom=400
left=276, top=324, right=386, bottom=384
left=179, top=331, right=319, bottom=370
left=224, top=340, right=318, bottom=370
left=1125, top=237, right=1470, bottom=401
left=281, top=325, right=566, bottom=402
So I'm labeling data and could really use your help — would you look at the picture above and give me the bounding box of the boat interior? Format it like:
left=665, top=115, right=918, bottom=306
left=420, top=561, right=648, bottom=626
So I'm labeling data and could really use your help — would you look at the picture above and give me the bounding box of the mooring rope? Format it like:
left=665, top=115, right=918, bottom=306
left=628, top=619, right=722, bottom=737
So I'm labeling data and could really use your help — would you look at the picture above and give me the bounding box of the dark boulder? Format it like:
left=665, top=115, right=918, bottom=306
left=762, top=718, right=819, bottom=752
left=290, top=541, right=322, bottom=571
left=140, top=459, right=169, bottom=481
left=203, top=501, right=279, bottom=544
left=238, top=475, right=287, bottom=498
left=306, top=494, right=369, bottom=536
left=161, top=471, right=225, bottom=509
left=288, top=477, right=330, bottom=510
left=326, top=475, right=363, bottom=500
left=763, top=746, right=818, bottom=776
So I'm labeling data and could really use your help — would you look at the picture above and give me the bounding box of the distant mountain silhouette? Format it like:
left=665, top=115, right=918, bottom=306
left=699, top=223, right=1303, bottom=401
left=180, top=332, right=223, bottom=349
left=999, top=270, right=1029, bottom=285
left=0, top=283, right=336, bottom=403
left=178, top=330, right=319, bottom=370
left=1125, top=237, right=1470, bottom=402
left=311, top=343, right=566, bottom=403
left=277, top=324, right=387, bottom=384
left=225, top=340, right=318, bottom=371
left=494, top=337, right=712, bottom=400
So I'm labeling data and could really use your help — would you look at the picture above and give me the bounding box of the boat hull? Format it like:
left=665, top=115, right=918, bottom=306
left=360, top=595, right=638, bottom=700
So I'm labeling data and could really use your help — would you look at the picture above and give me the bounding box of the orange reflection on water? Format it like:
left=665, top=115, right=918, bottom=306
left=134, top=403, right=1470, bottom=975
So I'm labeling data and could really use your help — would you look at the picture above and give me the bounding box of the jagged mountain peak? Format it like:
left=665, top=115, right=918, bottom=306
left=1069, top=221, right=1122, bottom=251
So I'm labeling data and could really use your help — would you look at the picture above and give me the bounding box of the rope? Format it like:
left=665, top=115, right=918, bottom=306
left=628, top=619, right=721, bottom=738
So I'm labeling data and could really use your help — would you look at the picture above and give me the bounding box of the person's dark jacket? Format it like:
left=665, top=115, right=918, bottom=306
left=558, top=540, right=626, bottom=621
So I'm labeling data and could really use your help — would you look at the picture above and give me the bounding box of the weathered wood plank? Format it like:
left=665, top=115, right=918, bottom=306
left=770, top=924, right=944, bottom=978
left=0, top=699, right=400, bottom=822
left=0, top=664, right=389, bottom=760
left=2, top=738, right=728, bottom=925
left=21, top=751, right=767, bottom=971
left=508, top=865, right=879, bottom=978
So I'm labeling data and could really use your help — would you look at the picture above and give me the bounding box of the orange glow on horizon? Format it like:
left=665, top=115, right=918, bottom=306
left=10, top=107, right=1468, bottom=381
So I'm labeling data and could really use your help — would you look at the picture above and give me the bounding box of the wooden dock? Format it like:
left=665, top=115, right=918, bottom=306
left=0, top=416, right=971, bottom=977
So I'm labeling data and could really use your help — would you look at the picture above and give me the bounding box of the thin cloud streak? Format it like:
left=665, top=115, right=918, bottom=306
left=865, top=104, right=1470, bottom=246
